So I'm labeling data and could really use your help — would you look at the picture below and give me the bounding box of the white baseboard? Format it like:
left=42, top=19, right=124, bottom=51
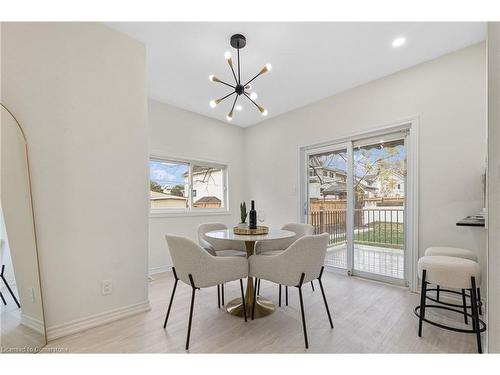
left=149, top=265, right=172, bottom=276
left=21, top=313, right=45, bottom=335
left=46, top=300, right=151, bottom=341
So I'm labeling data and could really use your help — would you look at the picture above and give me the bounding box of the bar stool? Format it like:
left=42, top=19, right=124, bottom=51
left=415, top=256, right=486, bottom=353
left=424, top=247, right=482, bottom=314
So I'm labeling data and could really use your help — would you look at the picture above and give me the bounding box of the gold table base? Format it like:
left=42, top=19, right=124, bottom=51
left=226, top=240, right=276, bottom=319
left=226, top=296, right=276, bottom=318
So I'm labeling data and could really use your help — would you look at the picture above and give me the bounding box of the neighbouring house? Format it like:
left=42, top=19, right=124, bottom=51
left=183, top=166, right=224, bottom=208
left=193, top=196, right=222, bottom=208
left=150, top=190, right=187, bottom=209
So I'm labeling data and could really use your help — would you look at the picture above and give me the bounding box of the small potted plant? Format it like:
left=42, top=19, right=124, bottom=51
left=238, top=202, right=248, bottom=228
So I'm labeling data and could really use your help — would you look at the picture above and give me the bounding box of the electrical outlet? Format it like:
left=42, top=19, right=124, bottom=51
left=28, top=287, right=35, bottom=303
left=101, top=280, right=112, bottom=296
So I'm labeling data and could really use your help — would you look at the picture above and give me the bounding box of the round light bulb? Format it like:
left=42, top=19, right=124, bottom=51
left=226, top=114, right=233, bottom=121
left=392, top=37, right=406, bottom=48
left=224, top=51, right=232, bottom=60
left=250, top=92, right=258, bottom=100
left=265, top=63, right=272, bottom=71
left=209, top=100, right=217, bottom=108
left=262, top=109, right=268, bottom=116
left=209, top=74, right=215, bottom=82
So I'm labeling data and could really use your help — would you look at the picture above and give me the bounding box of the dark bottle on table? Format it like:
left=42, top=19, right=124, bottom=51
left=249, top=200, right=257, bottom=229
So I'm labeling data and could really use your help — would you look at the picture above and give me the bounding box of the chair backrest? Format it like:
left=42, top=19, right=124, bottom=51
left=255, top=223, right=314, bottom=253
left=197, top=222, right=245, bottom=251
left=166, top=234, right=213, bottom=286
left=278, top=233, right=329, bottom=285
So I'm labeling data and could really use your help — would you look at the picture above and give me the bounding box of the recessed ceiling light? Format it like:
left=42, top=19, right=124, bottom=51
left=392, top=37, right=406, bottom=48
left=235, top=105, right=243, bottom=111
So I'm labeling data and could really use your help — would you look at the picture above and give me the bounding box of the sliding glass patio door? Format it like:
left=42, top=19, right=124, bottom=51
left=303, top=130, right=408, bottom=285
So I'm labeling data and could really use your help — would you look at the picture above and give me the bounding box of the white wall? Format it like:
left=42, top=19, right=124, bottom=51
left=148, top=99, right=244, bottom=273
left=487, top=22, right=500, bottom=353
left=244, top=43, right=487, bottom=286
left=1, top=23, right=150, bottom=337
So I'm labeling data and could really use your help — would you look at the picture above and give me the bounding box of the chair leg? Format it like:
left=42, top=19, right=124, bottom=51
left=252, top=277, right=258, bottom=320
left=477, top=287, right=482, bottom=315
left=221, top=283, right=225, bottom=306
left=186, top=274, right=197, bottom=351
left=418, top=270, right=427, bottom=338
left=163, top=267, right=178, bottom=329
left=436, top=285, right=440, bottom=302
left=217, top=285, right=221, bottom=309
left=310, top=281, right=315, bottom=291
left=0, top=291, right=6, bottom=306
left=257, top=279, right=261, bottom=296
left=1, top=265, right=20, bottom=308
left=239, top=279, right=247, bottom=322
left=318, top=267, right=333, bottom=328
left=297, top=273, right=308, bottom=349
left=461, top=289, right=468, bottom=325
left=286, top=286, right=288, bottom=306
left=278, top=284, right=282, bottom=307
left=470, top=277, right=482, bottom=354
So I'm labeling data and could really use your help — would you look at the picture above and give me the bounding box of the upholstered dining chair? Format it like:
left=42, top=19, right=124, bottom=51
left=249, top=233, right=333, bottom=349
left=254, top=223, right=315, bottom=304
left=164, top=234, right=248, bottom=350
left=198, top=223, right=247, bottom=307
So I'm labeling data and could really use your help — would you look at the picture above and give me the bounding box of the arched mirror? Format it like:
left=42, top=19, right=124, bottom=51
left=1, top=103, right=46, bottom=352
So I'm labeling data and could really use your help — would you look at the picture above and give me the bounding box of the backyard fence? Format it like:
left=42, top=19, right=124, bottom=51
left=310, top=208, right=404, bottom=249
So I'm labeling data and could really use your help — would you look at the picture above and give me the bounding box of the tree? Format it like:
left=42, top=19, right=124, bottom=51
left=170, top=184, right=184, bottom=197
left=150, top=180, right=163, bottom=193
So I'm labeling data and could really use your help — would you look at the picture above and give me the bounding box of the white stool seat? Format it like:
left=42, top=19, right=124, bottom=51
left=425, top=246, right=478, bottom=262
left=418, top=256, right=481, bottom=290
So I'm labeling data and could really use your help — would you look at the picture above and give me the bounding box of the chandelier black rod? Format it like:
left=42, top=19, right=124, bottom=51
left=230, top=94, right=238, bottom=113
left=229, top=62, right=238, bottom=84
left=217, top=79, right=235, bottom=89
left=243, top=92, right=261, bottom=110
left=244, top=71, right=263, bottom=87
left=237, top=48, right=241, bottom=84
left=218, top=91, right=236, bottom=103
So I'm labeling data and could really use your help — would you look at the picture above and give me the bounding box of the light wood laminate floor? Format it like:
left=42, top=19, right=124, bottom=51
left=45, top=271, right=480, bottom=353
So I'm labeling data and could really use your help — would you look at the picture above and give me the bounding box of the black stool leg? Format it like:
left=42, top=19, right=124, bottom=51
left=461, top=289, right=468, bottom=325
left=418, top=270, right=427, bottom=337
left=251, top=277, right=258, bottom=320
left=221, top=283, right=225, bottom=306
left=217, top=285, right=221, bottom=309
left=477, top=287, right=482, bottom=315
left=436, top=285, right=440, bottom=302
left=163, top=267, right=178, bottom=328
left=1, top=265, right=20, bottom=308
left=257, top=279, right=261, bottom=296
left=311, top=281, right=315, bottom=291
left=278, top=285, right=282, bottom=307
left=470, top=277, right=482, bottom=354
left=0, top=291, right=6, bottom=306
left=286, top=286, right=288, bottom=306
left=318, top=267, right=333, bottom=328
left=186, top=274, right=197, bottom=351
left=239, top=279, right=247, bottom=322
left=297, top=273, right=308, bottom=349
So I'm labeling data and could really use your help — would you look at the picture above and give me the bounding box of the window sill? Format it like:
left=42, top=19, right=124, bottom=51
left=149, top=210, right=232, bottom=219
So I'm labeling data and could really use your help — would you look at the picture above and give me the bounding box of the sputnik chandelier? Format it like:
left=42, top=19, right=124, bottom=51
left=209, top=34, right=272, bottom=121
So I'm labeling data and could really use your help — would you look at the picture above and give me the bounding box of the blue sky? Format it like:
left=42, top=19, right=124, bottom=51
left=149, top=160, right=187, bottom=186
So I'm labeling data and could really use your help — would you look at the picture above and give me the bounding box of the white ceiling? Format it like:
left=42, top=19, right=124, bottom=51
left=106, top=22, right=486, bottom=127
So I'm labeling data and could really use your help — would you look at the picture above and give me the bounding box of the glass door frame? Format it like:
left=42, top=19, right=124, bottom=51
left=299, top=119, right=419, bottom=291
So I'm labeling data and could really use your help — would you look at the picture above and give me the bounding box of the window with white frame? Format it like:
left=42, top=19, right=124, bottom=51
left=149, top=156, right=227, bottom=213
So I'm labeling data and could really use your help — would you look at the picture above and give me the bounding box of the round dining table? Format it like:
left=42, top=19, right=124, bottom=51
left=205, top=228, right=295, bottom=319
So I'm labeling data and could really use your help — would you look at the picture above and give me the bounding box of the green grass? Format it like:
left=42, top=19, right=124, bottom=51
left=353, top=222, right=404, bottom=248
